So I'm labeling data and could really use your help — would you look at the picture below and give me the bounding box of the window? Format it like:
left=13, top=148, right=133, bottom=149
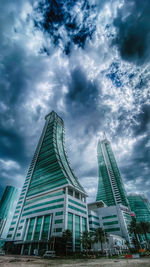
left=34, top=217, right=42, bottom=240
left=68, top=188, right=73, bottom=196
left=26, top=218, right=35, bottom=241
left=41, top=215, right=51, bottom=240
left=75, top=192, right=80, bottom=199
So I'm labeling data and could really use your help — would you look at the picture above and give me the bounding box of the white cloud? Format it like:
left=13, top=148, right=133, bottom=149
left=0, top=159, right=20, bottom=170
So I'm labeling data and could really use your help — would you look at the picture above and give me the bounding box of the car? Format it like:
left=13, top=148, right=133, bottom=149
left=43, top=251, right=56, bottom=259
left=0, top=251, right=5, bottom=256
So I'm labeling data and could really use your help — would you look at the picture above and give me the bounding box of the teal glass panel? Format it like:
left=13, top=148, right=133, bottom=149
left=68, top=198, right=86, bottom=208
left=7, top=234, right=12, bottom=238
left=22, top=204, right=63, bottom=217
left=88, top=214, right=99, bottom=220
left=105, top=227, right=120, bottom=232
left=16, top=233, right=21, bottom=237
left=102, top=215, right=117, bottom=220
left=55, top=228, right=62, bottom=232
left=68, top=212, right=73, bottom=233
left=34, top=217, right=42, bottom=240
left=24, top=190, right=64, bottom=206
left=41, top=215, right=51, bottom=240
left=56, top=211, right=63, bottom=216
left=11, top=221, right=16, bottom=225
left=89, top=221, right=100, bottom=226
left=26, top=218, right=35, bottom=241
left=23, top=198, right=64, bottom=212
left=103, top=221, right=118, bottom=226
left=55, top=219, right=63, bottom=224
left=9, top=227, right=14, bottom=231
left=68, top=204, right=86, bottom=214
left=75, top=215, right=80, bottom=251
left=82, top=217, right=87, bottom=232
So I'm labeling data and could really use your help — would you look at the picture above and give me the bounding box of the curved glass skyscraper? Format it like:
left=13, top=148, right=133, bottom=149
left=0, top=186, right=17, bottom=237
left=96, top=138, right=128, bottom=207
left=7, top=111, right=88, bottom=254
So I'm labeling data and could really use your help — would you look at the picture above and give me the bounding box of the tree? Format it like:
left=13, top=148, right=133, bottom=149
left=94, top=227, right=107, bottom=254
left=137, top=221, right=150, bottom=250
left=128, top=218, right=141, bottom=250
left=80, top=230, right=94, bottom=255
left=62, top=229, right=72, bottom=256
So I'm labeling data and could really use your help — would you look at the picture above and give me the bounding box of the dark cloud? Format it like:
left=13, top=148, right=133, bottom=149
left=33, top=0, right=96, bottom=54
left=64, top=67, right=111, bottom=136
left=113, top=0, right=150, bottom=64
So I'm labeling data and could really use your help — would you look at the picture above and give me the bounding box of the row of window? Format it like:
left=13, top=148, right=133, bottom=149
left=23, top=197, right=64, bottom=212
left=24, top=190, right=64, bottom=206
left=22, top=204, right=64, bottom=217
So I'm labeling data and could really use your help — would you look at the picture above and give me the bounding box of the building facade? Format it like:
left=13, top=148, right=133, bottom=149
left=96, top=139, right=129, bottom=207
left=6, top=111, right=88, bottom=255
left=0, top=186, right=17, bottom=238
left=128, top=194, right=150, bottom=223
left=88, top=201, right=132, bottom=244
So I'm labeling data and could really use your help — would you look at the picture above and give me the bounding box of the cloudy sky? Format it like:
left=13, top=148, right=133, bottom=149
left=0, top=0, right=150, bottom=203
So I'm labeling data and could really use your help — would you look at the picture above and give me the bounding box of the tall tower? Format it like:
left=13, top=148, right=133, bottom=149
left=96, top=138, right=128, bottom=207
left=0, top=186, right=17, bottom=237
left=7, top=111, right=88, bottom=254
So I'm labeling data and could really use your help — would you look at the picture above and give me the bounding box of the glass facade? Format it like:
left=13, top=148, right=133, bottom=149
left=33, top=217, right=42, bottom=240
left=41, top=215, right=51, bottom=240
left=26, top=218, right=35, bottom=241
left=96, top=139, right=128, bottom=207
left=0, top=186, right=17, bottom=237
left=68, top=212, right=73, bottom=233
left=82, top=217, right=87, bottom=232
left=75, top=215, right=80, bottom=251
left=27, top=111, right=85, bottom=198
left=128, top=194, right=150, bottom=222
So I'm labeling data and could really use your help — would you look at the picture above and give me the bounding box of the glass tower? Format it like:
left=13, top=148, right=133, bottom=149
left=0, top=186, right=17, bottom=237
left=96, top=139, right=128, bottom=207
left=7, top=111, right=88, bottom=254
left=128, top=194, right=150, bottom=222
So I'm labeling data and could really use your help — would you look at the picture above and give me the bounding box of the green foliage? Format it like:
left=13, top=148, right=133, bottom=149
left=94, top=227, right=107, bottom=254
left=80, top=230, right=94, bottom=255
left=62, top=229, right=72, bottom=256
left=137, top=221, right=150, bottom=249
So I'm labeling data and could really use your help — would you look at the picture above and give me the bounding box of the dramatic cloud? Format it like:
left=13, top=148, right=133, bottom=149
left=113, top=0, right=150, bottom=64
left=33, top=0, right=96, bottom=54
left=0, top=0, right=149, bottom=206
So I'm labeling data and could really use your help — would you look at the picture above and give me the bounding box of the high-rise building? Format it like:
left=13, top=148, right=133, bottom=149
left=96, top=139, right=128, bottom=207
left=6, top=111, right=88, bottom=255
left=0, top=186, right=17, bottom=237
left=128, top=194, right=150, bottom=223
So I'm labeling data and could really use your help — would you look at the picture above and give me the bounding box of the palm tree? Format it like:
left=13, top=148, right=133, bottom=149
left=80, top=230, right=94, bottom=255
left=128, top=218, right=141, bottom=250
left=94, top=227, right=106, bottom=254
left=62, top=229, right=72, bottom=256
left=137, top=222, right=150, bottom=249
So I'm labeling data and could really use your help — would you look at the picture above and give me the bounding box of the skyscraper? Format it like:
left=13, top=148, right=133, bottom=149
left=128, top=194, right=150, bottom=223
left=7, top=111, right=88, bottom=254
left=96, top=138, right=128, bottom=207
left=0, top=186, right=17, bottom=237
